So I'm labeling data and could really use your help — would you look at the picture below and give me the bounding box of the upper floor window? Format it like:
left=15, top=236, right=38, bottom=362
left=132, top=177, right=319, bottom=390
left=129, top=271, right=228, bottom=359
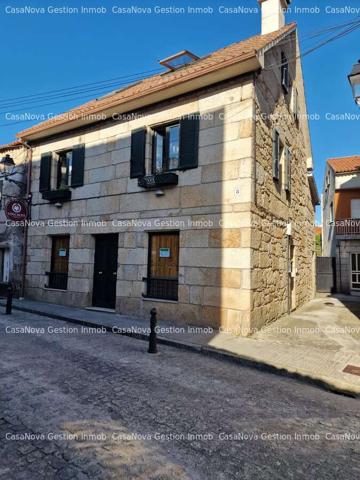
left=330, top=202, right=334, bottom=224
left=152, top=123, right=180, bottom=173
left=57, top=150, right=73, bottom=189
left=281, top=52, right=290, bottom=93
left=351, top=199, right=360, bottom=219
left=39, top=144, right=85, bottom=194
left=291, top=87, right=299, bottom=123
left=130, top=114, right=199, bottom=180
left=272, top=128, right=282, bottom=181
left=284, top=146, right=292, bottom=194
left=273, top=128, right=291, bottom=195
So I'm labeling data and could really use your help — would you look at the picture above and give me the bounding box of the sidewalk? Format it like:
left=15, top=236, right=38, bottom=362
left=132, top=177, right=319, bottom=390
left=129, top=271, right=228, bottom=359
left=2, top=295, right=360, bottom=397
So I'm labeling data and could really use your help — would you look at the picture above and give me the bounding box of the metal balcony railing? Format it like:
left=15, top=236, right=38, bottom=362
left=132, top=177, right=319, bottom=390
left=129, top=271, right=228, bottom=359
left=335, top=218, right=360, bottom=236
left=144, top=277, right=178, bottom=301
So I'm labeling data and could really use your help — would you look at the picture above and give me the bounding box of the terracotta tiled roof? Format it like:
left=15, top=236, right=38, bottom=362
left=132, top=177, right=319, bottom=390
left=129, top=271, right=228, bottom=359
left=328, top=156, right=360, bottom=174
left=0, top=140, right=23, bottom=151
left=18, top=23, right=296, bottom=139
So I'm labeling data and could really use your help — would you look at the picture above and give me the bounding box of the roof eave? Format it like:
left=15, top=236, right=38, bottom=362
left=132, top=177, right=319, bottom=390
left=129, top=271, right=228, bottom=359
left=19, top=55, right=261, bottom=142
left=308, top=173, right=320, bottom=206
left=0, top=140, right=23, bottom=152
left=256, top=24, right=296, bottom=67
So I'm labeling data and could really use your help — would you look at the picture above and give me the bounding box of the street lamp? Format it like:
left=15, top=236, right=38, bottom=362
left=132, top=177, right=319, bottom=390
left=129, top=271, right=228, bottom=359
left=348, top=60, right=360, bottom=106
left=0, top=154, right=15, bottom=172
left=0, top=154, right=25, bottom=186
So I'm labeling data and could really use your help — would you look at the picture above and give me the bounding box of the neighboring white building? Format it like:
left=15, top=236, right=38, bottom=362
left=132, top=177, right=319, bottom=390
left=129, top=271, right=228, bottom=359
left=323, top=156, right=360, bottom=294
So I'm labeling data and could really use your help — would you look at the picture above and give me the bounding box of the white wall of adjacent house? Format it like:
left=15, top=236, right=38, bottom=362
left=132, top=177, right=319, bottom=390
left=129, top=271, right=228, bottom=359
left=335, top=173, right=360, bottom=190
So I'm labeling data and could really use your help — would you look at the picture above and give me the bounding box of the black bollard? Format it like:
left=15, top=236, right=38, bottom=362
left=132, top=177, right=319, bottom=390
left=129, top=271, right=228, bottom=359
left=148, top=307, right=158, bottom=354
left=5, top=286, right=13, bottom=315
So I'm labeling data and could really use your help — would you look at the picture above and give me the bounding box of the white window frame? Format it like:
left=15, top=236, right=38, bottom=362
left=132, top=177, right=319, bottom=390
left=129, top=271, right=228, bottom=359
left=350, top=253, right=360, bottom=290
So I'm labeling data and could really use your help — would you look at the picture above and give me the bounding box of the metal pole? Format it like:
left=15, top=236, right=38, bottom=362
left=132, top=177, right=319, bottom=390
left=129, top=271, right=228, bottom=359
left=148, top=307, right=158, bottom=354
left=6, top=286, right=13, bottom=315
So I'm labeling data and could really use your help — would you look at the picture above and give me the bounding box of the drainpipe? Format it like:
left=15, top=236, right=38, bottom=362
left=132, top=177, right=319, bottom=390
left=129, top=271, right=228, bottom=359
left=337, top=243, right=341, bottom=294
left=19, top=141, right=32, bottom=299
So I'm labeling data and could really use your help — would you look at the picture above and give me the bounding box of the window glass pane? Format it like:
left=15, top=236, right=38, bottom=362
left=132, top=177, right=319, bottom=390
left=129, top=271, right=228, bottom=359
left=66, top=151, right=73, bottom=185
left=351, top=199, right=360, bottom=219
left=154, top=132, right=164, bottom=173
left=168, top=125, right=180, bottom=170
left=352, top=254, right=356, bottom=271
left=58, top=155, right=68, bottom=189
left=57, top=151, right=72, bottom=189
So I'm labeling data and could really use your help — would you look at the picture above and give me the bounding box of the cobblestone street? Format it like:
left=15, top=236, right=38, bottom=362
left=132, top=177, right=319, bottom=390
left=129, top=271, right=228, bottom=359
left=1, top=311, right=360, bottom=479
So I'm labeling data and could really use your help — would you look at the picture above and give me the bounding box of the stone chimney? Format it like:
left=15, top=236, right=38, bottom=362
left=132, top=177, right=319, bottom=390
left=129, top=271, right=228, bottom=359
left=258, top=0, right=291, bottom=35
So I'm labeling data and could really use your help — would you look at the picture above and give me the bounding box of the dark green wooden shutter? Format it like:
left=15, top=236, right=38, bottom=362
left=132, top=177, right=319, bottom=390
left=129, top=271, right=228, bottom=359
left=130, top=128, right=146, bottom=178
left=285, top=147, right=291, bottom=192
left=71, top=144, right=85, bottom=187
left=272, top=129, right=280, bottom=180
left=39, top=152, right=52, bottom=192
left=179, top=113, right=199, bottom=170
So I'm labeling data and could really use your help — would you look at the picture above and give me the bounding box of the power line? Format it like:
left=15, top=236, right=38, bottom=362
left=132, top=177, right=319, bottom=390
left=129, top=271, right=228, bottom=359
left=0, top=68, right=162, bottom=106
left=0, top=73, right=159, bottom=114
left=1, top=17, right=359, bottom=129
left=264, top=17, right=360, bottom=70
left=1, top=17, right=358, bottom=111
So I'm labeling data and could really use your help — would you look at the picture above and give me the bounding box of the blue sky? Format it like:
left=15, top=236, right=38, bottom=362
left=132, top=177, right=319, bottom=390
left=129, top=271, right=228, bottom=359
left=0, top=0, right=360, bottom=223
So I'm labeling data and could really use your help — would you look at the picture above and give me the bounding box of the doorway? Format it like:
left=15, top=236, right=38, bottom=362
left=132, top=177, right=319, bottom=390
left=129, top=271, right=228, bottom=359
left=147, top=232, right=179, bottom=301
left=92, top=234, right=118, bottom=309
left=49, top=236, right=69, bottom=290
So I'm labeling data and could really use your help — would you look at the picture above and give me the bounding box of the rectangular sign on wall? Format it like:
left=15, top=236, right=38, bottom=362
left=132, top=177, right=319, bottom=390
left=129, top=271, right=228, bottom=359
left=159, top=247, right=171, bottom=258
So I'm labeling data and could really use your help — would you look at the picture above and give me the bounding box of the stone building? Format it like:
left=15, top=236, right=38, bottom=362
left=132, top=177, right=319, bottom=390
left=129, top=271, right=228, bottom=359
left=323, top=156, right=360, bottom=295
left=0, top=141, right=28, bottom=295
left=16, top=0, right=318, bottom=334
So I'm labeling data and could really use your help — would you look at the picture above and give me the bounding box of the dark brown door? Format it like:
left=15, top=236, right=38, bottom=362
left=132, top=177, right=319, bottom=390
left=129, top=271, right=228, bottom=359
left=49, top=236, right=69, bottom=289
left=92, top=234, right=118, bottom=309
left=147, top=232, right=179, bottom=300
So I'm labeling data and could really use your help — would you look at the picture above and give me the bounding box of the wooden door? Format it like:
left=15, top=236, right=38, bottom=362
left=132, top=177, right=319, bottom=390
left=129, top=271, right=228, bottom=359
left=92, top=234, right=118, bottom=309
left=148, top=232, right=179, bottom=300
left=49, top=236, right=69, bottom=289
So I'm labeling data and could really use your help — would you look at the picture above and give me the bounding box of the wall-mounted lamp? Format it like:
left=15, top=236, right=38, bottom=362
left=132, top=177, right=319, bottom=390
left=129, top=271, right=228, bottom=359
left=348, top=60, right=360, bottom=106
left=0, top=154, right=15, bottom=172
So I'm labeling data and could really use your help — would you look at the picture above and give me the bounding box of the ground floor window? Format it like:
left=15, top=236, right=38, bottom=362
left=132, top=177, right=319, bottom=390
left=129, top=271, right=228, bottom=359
left=146, top=232, right=179, bottom=300
left=48, top=236, right=69, bottom=290
left=351, top=253, right=360, bottom=290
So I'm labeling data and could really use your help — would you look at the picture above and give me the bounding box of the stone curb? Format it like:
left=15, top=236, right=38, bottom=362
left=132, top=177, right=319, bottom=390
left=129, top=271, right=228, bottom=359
left=4, top=302, right=360, bottom=399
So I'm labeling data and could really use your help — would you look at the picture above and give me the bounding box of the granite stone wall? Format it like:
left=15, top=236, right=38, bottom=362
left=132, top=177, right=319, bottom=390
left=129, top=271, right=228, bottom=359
left=26, top=78, right=255, bottom=332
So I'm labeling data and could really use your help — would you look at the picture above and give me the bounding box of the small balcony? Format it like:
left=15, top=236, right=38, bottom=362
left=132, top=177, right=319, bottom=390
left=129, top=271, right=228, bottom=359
left=138, top=173, right=178, bottom=189
left=335, top=218, right=360, bottom=236
left=42, top=189, right=72, bottom=203
left=142, top=277, right=178, bottom=301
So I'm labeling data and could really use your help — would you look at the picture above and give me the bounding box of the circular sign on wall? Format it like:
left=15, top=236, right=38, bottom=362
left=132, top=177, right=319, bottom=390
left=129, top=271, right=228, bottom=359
left=5, top=199, right=28, bottom=221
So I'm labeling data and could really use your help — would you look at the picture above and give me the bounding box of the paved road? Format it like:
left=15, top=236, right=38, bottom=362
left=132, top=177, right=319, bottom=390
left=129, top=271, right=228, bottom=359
left=0, top=311, right=359, bottom=480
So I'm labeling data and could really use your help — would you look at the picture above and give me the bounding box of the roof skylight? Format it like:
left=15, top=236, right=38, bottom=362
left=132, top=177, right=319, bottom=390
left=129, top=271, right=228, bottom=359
left=159, top=50, right=199, bottom=71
